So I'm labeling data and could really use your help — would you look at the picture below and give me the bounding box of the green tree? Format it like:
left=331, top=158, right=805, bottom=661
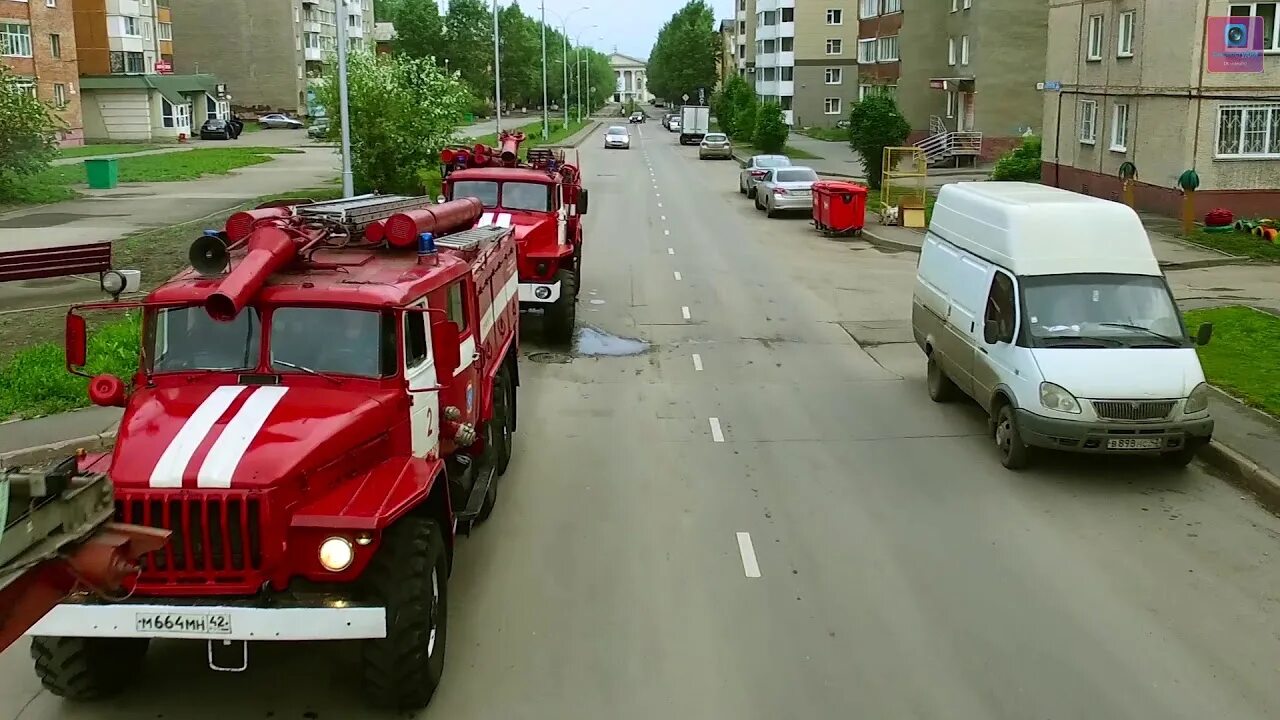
left=990, top=135, right=1043, bottom=181
left=497, top=2, right=541, bottom=109
left=752, top=101, right=788, bottom=153
left=647, top=1, right=717, bottom=105
left=441, top=0, right=494, bottom=103
left=317, top=51, right=467, bottom=195
left=848, top=93, right=910, bottom=189
left=731, top=91, right=758, bottom=142
left=391, top=0, right=446, bottom=62
left=714, top=75, right=752, bottom=137
left=0, top=65, right=60, bottom=199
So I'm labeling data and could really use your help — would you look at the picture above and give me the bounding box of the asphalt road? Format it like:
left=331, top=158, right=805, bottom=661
left=2, top=120, right=1278, bottom=720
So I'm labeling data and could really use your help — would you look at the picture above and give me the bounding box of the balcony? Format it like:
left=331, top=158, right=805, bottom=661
left=756, top=24, right=778, bottom=41
left=755, top=0, right=795, bottom=10
left=778, top=51, right=794, bottom=66
left=304, top=46, right=322, bottom=61
left=347, top=23, right=364, bottom=38
left=756, top=80, right=778, bottom=96
left=779, top=21, right=794, bottom=37
left=303, top=20, right=321, bottom=33
left=756, top=52, right=777, bottom=67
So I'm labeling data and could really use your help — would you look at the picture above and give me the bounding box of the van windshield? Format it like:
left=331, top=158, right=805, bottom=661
left=1020, top=274, right=1189, bottom=348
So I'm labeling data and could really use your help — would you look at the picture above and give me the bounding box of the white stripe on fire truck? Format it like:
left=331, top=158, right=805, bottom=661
left=148, top=385, right=248, bottom=488
left=455, top=335, right=476, bottom=377
left=196, top=386, right=289, bottom=489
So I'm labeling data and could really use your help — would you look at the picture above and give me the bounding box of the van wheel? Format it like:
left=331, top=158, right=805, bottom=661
left=926, top=355, right=957, bottom=402
left=994, top=405, right=1032, bottom=470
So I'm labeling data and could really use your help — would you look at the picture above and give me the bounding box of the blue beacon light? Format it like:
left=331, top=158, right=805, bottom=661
left=418, top=232, right=437, bottom=256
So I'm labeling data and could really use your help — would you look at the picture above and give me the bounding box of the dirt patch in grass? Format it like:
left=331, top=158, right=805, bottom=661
left=1184, top=305, right=1280, bottom=416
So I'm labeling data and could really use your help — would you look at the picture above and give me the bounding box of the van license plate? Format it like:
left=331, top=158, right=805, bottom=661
left=1107, top=438, right=1163, bottom=450
left=136, top=612, right=232, bottom=635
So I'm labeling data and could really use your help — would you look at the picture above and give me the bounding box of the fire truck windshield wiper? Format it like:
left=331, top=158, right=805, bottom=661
left=273, top=359, right=343, bottom=385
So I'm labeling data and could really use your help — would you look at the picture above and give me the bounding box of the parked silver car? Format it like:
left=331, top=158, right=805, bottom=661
left=698, top=133, right=732, bottom=160
left=738, top=154, right=792, bottom=198
left=258, top=113, right=305, bottom=130
left=754, top=166, right=819, bottom=218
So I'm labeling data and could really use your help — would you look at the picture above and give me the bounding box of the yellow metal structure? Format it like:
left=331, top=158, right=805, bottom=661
left=880, top=147, right=928, bottom=228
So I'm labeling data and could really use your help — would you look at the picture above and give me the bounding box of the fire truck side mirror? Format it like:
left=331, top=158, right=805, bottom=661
left=430, top=321, right=461, bottom=379
left=65, top=313, right=87, bottom=369
left=578, top=188, right=589, bottom=215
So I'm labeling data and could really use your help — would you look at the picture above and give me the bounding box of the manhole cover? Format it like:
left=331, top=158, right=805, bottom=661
left=527, top=351, right=572, bottom=364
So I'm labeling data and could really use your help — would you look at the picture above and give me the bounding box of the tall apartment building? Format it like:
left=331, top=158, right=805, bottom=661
left=896, top=0, right=1047, bottom=162
left=171, top=0, right=375, bottom=116
left=1042, top=0, right=1280, bottom=217
left=74, top=0, right=167, bottom=76
left=733, top=0, right=756, bottom=79
left=856, top=0, right=901, bottom=99
left=1, top=0, right=84, bottom=146
left=749, top=0, right=859, bottom=127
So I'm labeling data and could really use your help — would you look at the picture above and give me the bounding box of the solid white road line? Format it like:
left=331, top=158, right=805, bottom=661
left=736, top=532, right=761, bottom=578
left=668, top=247, right=675, bottom=255
left=681, top=306, right=692, bottom=320
left=673, top=271, right=682, bottom=280
left=692, top=353, right=703, bottom=371
left=709, top=416, right=724, bottom=442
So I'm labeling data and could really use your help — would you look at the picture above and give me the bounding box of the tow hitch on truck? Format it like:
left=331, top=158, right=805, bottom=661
left=439, top=131, right=589, bottom=343
left=25, top=193, right=522, bottom=711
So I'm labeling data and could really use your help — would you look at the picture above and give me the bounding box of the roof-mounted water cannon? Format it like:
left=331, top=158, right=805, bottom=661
left=498, top=131, right=526, bottom=166
left=204, top=226, right=302, bottom=322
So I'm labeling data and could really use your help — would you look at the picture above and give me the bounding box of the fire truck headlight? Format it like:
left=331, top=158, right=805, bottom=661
left=534, top=286, right=552, bottom=300
left=318, top=536, right=354, bottom=572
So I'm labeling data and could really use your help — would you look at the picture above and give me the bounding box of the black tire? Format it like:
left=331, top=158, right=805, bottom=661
left=926, top=354, right=957, bottom=402
left=544, top=268, right=577, bottom=344
left=765, top=197, right=777, bottom=218
left=994, top=404, right=1032, bottom=470
left=30, top=636, right=149, bottom=700
left=754, top=194, right=764, bottom=211
left=747, top=185, right=757, bottom=199
left=1161, top=444, right=1199, bottom=468
left=739, top=178, right=747, bottom=195
left=361, top=516, right=449, bottom=711
left=492, top=366, right=514, bottom=476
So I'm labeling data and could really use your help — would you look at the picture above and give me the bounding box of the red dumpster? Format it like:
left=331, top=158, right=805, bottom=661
left=812, top=180, right=868, bottom=237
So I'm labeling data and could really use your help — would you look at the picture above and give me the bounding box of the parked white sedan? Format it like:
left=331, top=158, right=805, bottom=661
left=604, top=126, right=631, bottom=150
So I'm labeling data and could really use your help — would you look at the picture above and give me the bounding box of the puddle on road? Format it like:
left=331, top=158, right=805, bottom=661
left=576, top=326, right=649, bottom=356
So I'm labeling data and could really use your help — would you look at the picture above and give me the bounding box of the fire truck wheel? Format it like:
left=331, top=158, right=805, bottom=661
left=544, top=268, right=577, bottom=345
left=361, top=516, right=449, bottom=710
left=30, top=636, right=150, bottom=700
left=493, top=367, right=514, bottom=476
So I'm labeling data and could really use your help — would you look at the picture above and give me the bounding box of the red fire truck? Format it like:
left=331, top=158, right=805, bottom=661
left=25, top=194, right=521, bottom=710
left=438, top=131, right=589, bottom=343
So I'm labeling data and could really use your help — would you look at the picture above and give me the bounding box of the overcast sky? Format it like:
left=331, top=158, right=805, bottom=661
left=485, top=0, right=735, bottom=60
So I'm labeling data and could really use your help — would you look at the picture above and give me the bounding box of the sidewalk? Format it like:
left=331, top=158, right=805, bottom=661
left=734, top=134, right=994, bottom=189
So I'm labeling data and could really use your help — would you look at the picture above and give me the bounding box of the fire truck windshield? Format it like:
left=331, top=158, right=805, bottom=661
left=451, top=181, right=499, bottom=208
left=150, top=306, right=261, bottom=372
left=269, top=307, right=395, bottom=378
left=452, top=180, right=551, bottom=212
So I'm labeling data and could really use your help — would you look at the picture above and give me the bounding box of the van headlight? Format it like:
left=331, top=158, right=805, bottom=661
left=1184, top=382, right=1211, bottom=414
left=318, top=536, right=354, bottom=572
left=1039, top=382, right=1081, bottom=414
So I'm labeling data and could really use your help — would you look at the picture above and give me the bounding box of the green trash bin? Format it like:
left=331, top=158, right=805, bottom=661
left=463, top=113, right=475, bottom=124
left=84, top=158, right=119, bottom=190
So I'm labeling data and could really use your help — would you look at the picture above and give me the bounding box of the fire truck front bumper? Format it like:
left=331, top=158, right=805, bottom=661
left=27, top=599, right=387, bottom=641
left=518, top=280, right=562, bottom=304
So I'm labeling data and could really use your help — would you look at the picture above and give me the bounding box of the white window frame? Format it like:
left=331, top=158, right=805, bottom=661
left=859, top=85, right=872, bottom=101
left=1, top=22, right=33, bottom=58
left=825, top=68, right=842, bottom=85
left=1110, top=103, right=1129, bottom=152
left=1087, top=15, right=1104, bottom=60
left=1117, top=10, right=1135, bottom=57
left=47, top=0, right=57, bottom=7
left=827, top=9, right=843, bottom=25
left=826, top=38, right=843, bottom=55
left=961, top=35, right=969, bottom=64
left=859, top=0, right=879, bottom=20
left=49, top=32, right=60, bottom=58
left=883, top=0, right=901, bottom=13
left=858, top=38, right=877, bottom=63
left=123, top=16, right=140, bottom=37
left=824, top=97, right=842, bottom=115
left=1228, top=3, right=1280, bottom=52
left=1079, top=100, right=1098, bottom=144
left=52, top=82, right=67, bottom=107
left=13, top=79, right=36, bottom=97
left=159, top=22, right=172, bottom=41
left=877, top=35, right=899, bottom=62
left=948, top=37, right=956, bottom=65
left=1215, top=103, right=1280, bottom=159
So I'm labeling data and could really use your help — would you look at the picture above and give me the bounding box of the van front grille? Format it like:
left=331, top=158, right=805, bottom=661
left=1091, top=400, right=1176, bottom=422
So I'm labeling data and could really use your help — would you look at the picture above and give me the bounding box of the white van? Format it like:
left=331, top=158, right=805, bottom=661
left=912, top=182, right=1215, bottom=469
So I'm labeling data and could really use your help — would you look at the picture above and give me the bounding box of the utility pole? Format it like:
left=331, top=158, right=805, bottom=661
left=336, top=0, right=354, bottom=197
left=576, top=47, right=582, bottom=123
left=492, top=0, right=501, bottom=133
left=540, top=2, right=548, bottom=138
left=562, top=31, right=570, bottom=127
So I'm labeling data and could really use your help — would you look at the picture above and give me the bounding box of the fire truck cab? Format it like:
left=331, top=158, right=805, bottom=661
left=439, top=132, right=588, bottom=343
left=26, top=195, right=520, bottom=711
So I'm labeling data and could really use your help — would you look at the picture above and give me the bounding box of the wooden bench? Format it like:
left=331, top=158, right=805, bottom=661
left=0, top=242, right=113, bottom=284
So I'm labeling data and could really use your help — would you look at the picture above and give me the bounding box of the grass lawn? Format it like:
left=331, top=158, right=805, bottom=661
left=1183, top=305, right=1280, bottom=416
left=1185, top=227, right=1280, bottom=262
left=0, top=184, right=343, bottom=419
left=796, top=126, right=849, bottom=142
left=468, top=118, right=591, bottom=153
left=56, top=143, right=163, bottom=160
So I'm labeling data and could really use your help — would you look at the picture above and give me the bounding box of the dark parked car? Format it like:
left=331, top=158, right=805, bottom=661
left=200, top=118, right=234, bottom=140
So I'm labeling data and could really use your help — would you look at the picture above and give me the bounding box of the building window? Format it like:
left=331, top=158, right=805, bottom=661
left=858, top=39, right=877, bottom=63
left=780, top=66, right=793, bottom=81
left=109, top=50, right=145, bottom=74
left=1110, top=103, right=1129, bottom=151
left=1, top=23, right=33, bottom=58
left=826, top=38, right=842, bottom=55
left=1217, top=103, right=1280, bottom=158
left=761, top=10, right=777, bottom=25
left=884, top=0, right=901, bottom=12
left=123, top=16, right=140, bottom=37
left=825, top=68, right=842, bottom=84
left=52, top=82, right=67, bottom=107
left=763, top=39, right=776, bottom=53
left=50, top=33, right=60, bottom=58
left=143, top=20, right=152, bottom=40
left=827, top=9, right=843, bottom=25
left=162, top=98, right=177, bottom=128
left=824, top=98, right=842, bottom=115
left=1079, top=100, right=1098, bottom=144
left=1229, top=3, right=1280, bottom=51
left=13, top=79, right=35, bottom=97
left=47, top=0, right=57, bottom=7
left=780, top=36, right=793, bottom=51
left=946, top=91, right=956, bottom=118
left=860, top=0, right=879, bottom=20
left=877, top=35, right=898, bottom=62
left=159, top=22, right=172, bottom=41
left=948, top=37, right=956, bottom=65
left=1117, top=11, right=1135, bottom=57
left=960, top=35, right=969, bottom=65
left=1087, top=15, right=1104, bottom=60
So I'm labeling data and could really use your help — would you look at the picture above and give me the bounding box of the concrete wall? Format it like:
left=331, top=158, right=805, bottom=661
left=792, top=0, right=858, bottom=128
left=82, top=88, right=152, bottom=140
left=858, top=10, right=902, bottom=89
left=793, top=63, right=859, bottom=128
left=170, top=0, right=301, bottom=114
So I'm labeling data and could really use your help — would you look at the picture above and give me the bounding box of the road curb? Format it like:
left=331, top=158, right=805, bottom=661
left=0, top=430, right=117, bottom=470
left=1198, top=441, right=1280, bottom=513
left=860, top=225, right=923, bottom=254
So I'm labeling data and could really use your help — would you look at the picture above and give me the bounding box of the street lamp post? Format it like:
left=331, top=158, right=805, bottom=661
left=492, top=0, right=501, bottom=133
left=540, top=3, right=548, bottom=139
left=544, top=7, right=589, bottom=131
left=336, top=0, right=354, bottom=197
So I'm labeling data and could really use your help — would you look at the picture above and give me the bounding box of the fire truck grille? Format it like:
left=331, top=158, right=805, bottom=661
left=1091, top=400, right=1177, bottom=422
left=115, top=494, right=264, bottom=584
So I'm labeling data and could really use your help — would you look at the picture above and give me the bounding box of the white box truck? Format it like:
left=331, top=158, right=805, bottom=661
left=679, top=105, right=710, bottom=145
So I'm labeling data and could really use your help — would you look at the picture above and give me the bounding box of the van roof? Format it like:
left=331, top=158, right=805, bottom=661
left=929, top=182, right=1160, bottom=277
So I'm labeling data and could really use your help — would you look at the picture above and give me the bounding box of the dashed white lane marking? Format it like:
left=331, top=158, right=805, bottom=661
left=658, top=202, right=663, bottom=208
left=664, top=229, right=670, bottom=236
left=673, top=271, right=682, bottom=280
left=667, top=247, right=675, bottom=255
left=661, top=215, right=666, bottom=221
left=736, top=532, right=761, bottom=578
left=692, top=353, right=703, bottom=371
left=709, top=417, right=724, bottom=442
left=681, top=305, right=692, bottom=320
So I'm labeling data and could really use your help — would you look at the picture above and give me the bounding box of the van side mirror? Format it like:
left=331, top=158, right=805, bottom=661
left=577, top=188, right=589, bottom=215
left=66, top=313, right=87, bottom=369
left=430, top=320, right=461, bottom=380
left=1195, top=322, right=1214, bottom=346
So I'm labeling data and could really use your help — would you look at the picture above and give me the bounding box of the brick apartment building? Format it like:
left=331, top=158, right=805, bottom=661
left=1041, top=0, right=1280, bottom=217
left=857, top=0, right=901, bottom=100
left=1, top=0, right=85, bottom=147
